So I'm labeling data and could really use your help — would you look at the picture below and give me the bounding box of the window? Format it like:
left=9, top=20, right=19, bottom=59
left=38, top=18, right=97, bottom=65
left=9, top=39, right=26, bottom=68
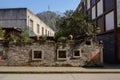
left=105, top=11, right=114, bottom=31
left=42, top=27, right=44, bottom=35
left=97, top=16, right=104, bottom=32
left=92, top=6, right=96, bottom=19
left=87, top=10, right=91, bottom=18
left=45, top=29, right=47, bottom=36
left=37, top=24, right=40, bottom=34
left=32, top=50, right=43, bottom=60
left=97, top=0, right=103, bottom=17
left=83, top=0, right=87, bottom=12
left=91, top=0, right=96, bottom=6
left=104, top=0, right=114, bottom=12
left=87, top=0, right=91, bottom=10
left=48, top=31, right=49, bottom=36
left=30, top=19, right=33, bottom=30
left=73, top=49, right=82, bottom=58
left=57, top=49, right=67, bottom=60
left=117, top=0, right=120, bottom=27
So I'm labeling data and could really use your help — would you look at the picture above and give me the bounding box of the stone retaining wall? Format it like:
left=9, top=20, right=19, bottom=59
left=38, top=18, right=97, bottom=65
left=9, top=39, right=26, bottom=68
left=0, top=41, right=103, bottom=66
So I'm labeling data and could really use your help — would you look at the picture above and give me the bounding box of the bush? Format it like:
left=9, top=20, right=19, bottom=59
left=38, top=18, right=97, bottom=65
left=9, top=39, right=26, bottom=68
left=0, top=25, right=4, bottom=39
left=20, top=27, right=33, bottom=43
left=57, top=36, right=67, bottom=43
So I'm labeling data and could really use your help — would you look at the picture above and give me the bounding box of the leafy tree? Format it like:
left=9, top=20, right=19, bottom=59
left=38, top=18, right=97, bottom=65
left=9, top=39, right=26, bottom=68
left=56, top=10, right=94, bottom=40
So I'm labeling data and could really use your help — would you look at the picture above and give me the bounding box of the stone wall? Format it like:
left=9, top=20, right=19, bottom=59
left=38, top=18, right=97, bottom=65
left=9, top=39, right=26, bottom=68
left=0, top=41, right=103, bottom=66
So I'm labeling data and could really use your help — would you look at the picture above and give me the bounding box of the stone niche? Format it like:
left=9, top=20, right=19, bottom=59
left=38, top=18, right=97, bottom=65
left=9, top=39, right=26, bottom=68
left=0, top=41, right=103, bottom=67
left=32, top=50, right=44, bottom=61
left=73, top=49, right=82, bottom=58
left=57, top=49, right=68, bottom=60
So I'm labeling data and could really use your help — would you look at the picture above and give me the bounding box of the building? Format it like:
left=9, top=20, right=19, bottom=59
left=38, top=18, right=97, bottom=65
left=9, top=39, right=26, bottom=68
left=0, top=8, right=55, bottom=37
left=77, top=0, right=120, bottom=63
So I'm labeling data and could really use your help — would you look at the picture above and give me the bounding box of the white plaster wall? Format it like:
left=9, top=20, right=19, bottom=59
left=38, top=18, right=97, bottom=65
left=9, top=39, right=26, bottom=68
left=105, top=11, right=114, bottom=31
left=0, top=8, right=55, bottom=37
left=117, top=0, right=120, bottom=27
left=92, top=6, right=96, bottom=19
left=97, top=0, right=103, bottom=17
left=26, top=9, right=55, bottom=37
left=87, top=0, right=90, bottom=10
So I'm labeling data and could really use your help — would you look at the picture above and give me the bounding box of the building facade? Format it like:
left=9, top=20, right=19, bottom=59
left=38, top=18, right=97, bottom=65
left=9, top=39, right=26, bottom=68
left=0, top=8, right=55, bottom=37
left=77, top=0, right=120, bottom=63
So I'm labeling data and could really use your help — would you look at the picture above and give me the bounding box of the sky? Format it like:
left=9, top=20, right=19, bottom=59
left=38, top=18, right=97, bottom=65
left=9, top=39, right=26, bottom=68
left=0, top=0, right=81, bottom=14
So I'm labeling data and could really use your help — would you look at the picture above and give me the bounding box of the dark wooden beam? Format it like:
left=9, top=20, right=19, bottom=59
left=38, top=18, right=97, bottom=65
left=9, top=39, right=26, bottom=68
left=114, top=0, right=119, bottom=63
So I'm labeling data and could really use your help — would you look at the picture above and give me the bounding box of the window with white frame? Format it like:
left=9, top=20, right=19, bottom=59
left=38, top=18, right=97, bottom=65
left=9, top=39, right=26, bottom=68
left=30, top=19, right=33, bottom=30
left=32, top=50, right=43, bottom=61
left=42, top=27, right=44, bottom=35
left=117, top=0, right=120, bottom=27
left=48, top=31, right=49, bottom=36
left=37, top=24, right=40, bottom=34
left=97, top=0, right=103, bottom=17
left=57, top=49, right=67, bottom=60
left=73, top=49, right=81, bottom=58
left=105, top=11, right=114, bottom=31
left=92, top=6, right=96, bottom=19
left=45, top=29, right=47, bottom=36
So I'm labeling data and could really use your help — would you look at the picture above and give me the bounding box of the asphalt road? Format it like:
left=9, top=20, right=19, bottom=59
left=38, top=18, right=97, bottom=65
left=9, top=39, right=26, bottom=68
left=0, top=73, right=120, bottom=80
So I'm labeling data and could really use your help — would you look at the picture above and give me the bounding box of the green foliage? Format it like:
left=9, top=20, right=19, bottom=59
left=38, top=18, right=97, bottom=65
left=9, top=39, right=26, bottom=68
left=56, top=10, right=94, bottom=40
left=20, top=27, right=33, bottom=43
left=57, top=36, right=67, bottom=43
left=9, top=34, right=20, bottom=42
left=39, top=35, right=47, bottom=41
left=0, top=25, right=4, bottom=38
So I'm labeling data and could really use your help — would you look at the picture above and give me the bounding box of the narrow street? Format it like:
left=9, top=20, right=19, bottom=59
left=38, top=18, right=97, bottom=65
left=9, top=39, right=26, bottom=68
left=0, top=73, right=120, bottom=80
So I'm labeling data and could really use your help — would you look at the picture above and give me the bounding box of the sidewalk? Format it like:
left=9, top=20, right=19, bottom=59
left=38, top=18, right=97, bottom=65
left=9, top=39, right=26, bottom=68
left=0, top=65, right=120, bottom=73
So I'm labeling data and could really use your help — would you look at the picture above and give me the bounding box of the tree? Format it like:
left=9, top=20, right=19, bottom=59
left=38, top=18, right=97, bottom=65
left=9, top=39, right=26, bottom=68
left=55, top=10, right=94, bottom=40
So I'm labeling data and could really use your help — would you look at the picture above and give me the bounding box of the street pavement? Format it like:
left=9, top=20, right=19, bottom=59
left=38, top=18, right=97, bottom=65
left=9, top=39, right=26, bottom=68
left=0, top=73, right=120, bottom=80
left=0, top=64, right=120, bottom=80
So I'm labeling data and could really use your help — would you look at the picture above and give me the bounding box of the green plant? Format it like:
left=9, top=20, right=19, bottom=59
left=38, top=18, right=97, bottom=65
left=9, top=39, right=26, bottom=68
left=0, top=25, right=4, bottom=38
left=9, top=34, right=19, bottom=42
left=57, top=36, right=67, bottom=43
left=39, top=35, right=47, bottom=42
left=20, top=27, right=33, bottom=43
left=55, top=10, right=94, bottom=40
